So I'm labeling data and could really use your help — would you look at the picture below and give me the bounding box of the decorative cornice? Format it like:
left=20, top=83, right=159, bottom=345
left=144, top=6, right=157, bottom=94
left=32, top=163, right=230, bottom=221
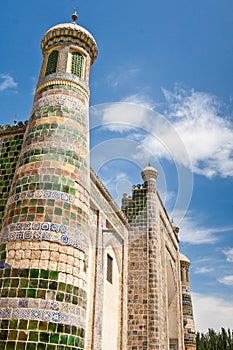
left=0, top=121, right=27, bottom=136
left=90, top=168, right=128, bottom=225
left=36, top=73, right=89, bottom=99
left=41, top=24, right=98, bottom=64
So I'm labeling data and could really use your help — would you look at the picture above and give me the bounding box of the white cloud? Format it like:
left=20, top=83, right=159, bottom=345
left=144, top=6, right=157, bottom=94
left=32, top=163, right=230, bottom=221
left=194, top=266, right=214, bottom=274
left=107, top=68, right=140, bottom=88
left=101, top=94, right=155, bottom=132
left=192, top=292, right=233, bottom=333
left=177, top=212, right=232, bottom=245
left=162, top=87, right=233, bottom=178
left=218, top=275, right=233, bottom=286
left=0, top=73, right=17, bottom=92
left=223, top=248, right=233, bottom=262
left=97, top=86, right=233, bottom=178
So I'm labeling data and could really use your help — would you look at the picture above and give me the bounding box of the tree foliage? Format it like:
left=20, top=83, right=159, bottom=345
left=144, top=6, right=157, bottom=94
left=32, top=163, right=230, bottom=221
left=196, top=328, right=233, bottom=350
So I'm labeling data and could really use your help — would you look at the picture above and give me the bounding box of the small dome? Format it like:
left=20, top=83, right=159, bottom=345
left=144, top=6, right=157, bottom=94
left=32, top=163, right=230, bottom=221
left=141, top=164, right=158, bottom=182
left=41, top=22, right=98, bottom=64
left=179, top=253, right=190, bottom=264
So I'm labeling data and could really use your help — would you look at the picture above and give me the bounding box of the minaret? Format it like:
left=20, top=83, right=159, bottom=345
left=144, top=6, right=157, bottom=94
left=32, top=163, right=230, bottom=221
left=0, top=10, right=97, bottom=349
left=124, top=164, right=162, bottom=349
left=180, top=253, right=196, bottom=350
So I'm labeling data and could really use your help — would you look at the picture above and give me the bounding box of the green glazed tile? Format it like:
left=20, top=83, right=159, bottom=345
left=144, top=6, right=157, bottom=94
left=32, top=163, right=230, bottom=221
left=29, top=332, right=38, bottom=341
left=40, top=332, right=49, bottom=342
left=20, top=279, right=29, bottom=288
left=39, top=280, right=48, bottom=289
left=36, top=289, right=46, bottom=299
left=26, top=343, right=36, bottom=350
left=11, top=279, right=19, bottom=288
left=59, top=335, right=67, bottom=345
left=16, top=343, right=25, bottom=350
left=58, top=282, right=66, bottom=292
left=27, top=289, right=36, bottom=298
left=6, top=342, right=15, bottom=350
left=49, top=281, right=57, bottom=290
left=9, top=319, right=18, bottom=329
left=9, top=289, right=17, bottom=297
left=30, top=269, right=39, bottom=278
left=68, top=335, right=75, bottom=346
left=49, top=271, right=58, bottom=281
left=29, top=279, right=38, bottom=288
left=18, top=320, right=28, bottom=330
left=1, top=320, right=9, bottom=329
left=48, top=323, right=57, bottom=332
left=28, top=321, right=38, bottom=330
left=39, top=321, right=47, bottom=331
left=8, top=330, right=17, bottom=340
left=50, top=333, right=59, bottom=344
left=17, top=289, right=26, bottom=298
left=56, top=292, right=64, bottom=302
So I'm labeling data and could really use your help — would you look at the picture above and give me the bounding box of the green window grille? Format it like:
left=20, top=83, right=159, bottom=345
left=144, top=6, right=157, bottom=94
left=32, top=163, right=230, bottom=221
left=71, top=52, right=84, bottom=78
left=45, top=50, right=58, bottom=75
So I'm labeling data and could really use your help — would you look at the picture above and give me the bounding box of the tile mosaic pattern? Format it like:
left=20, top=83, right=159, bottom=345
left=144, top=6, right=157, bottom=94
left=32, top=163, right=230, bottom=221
left=0, top=66, right=91, bottom=347
left=121, top=184, right=148, bottom=226
left=0, top=267, right=86, bottom=349
left=0, top=318, right=84, bottom=350
left=0, top=131, right=25, bottom=231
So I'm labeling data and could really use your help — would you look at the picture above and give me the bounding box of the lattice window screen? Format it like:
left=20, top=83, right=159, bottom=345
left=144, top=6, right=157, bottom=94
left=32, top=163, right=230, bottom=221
left=71, top=52, right=84, bottom=78
left=45, top=50, right=58, bottom=75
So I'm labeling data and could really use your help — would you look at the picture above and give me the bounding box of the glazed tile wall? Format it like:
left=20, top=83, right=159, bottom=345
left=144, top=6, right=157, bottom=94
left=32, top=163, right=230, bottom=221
left=0, top=131, right=25, bottom=231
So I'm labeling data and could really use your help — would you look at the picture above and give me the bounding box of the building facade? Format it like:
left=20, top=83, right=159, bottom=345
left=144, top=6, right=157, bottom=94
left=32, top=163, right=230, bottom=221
left=0, top=12, right=196, bottom=350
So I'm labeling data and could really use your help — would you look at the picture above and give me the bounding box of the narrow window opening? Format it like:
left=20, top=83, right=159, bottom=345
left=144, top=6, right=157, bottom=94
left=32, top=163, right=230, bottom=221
left=186, top=270, right=190, bottom=283
left=71, top=52, right=84, bottom=78
left=45, top=50, right=58, bottom=75
left=107, top=254, right=113, bottom=284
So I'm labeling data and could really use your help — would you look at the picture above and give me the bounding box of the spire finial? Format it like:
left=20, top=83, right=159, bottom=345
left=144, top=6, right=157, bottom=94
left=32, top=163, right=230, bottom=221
left=72, top=7, right=78, bottom=23
left=148, top=161, right=151, bottom=167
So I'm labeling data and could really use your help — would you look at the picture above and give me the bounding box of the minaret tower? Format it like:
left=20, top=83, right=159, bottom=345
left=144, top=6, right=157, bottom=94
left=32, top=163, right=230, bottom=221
left=180, top=253, right=196, bottom=350
left=0, top=10, right=97, bottom=349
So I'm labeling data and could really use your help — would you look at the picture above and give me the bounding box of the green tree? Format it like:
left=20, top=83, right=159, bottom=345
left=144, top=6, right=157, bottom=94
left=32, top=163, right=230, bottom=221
left=196, top=328, right=233, bottom=350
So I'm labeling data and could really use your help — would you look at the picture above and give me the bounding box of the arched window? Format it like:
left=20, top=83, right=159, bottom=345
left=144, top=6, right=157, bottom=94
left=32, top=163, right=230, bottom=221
left=71, top=52, right=84, bottom=78
left=45, top=50, right=58, bottom=75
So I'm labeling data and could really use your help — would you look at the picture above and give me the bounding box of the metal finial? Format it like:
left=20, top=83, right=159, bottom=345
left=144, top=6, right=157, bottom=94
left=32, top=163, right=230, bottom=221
left=72, top=7, right=78, bottom=23
left=148, top=161, right=151, bottom=167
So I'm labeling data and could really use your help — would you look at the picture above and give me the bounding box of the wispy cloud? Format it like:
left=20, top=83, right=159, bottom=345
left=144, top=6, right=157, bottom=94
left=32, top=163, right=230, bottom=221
left=192, top=292, right=233, bottom=332
left=97, top=86, right=233, bottom=178
left=101, top=94, right=155, bottom=133
left=177, top=212, right=232, bottom=245
left=107, top=67, right=140, bottom=89
left=0, top=73, right=17, bottom=92
left=162, top=86, right=233, bottom=178
left=194, top=266, right=214, bottom=274
left=223, top=248, right=233, bottom=262
left=218, top=275, right=233, bottom=286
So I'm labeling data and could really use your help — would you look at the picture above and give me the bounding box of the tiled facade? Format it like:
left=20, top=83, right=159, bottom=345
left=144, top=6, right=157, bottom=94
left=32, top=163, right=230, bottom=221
left=0, top=14, right=195, bottom=350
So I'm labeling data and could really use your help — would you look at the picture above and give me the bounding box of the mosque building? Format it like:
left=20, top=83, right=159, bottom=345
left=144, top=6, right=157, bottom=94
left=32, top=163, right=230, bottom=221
left=0, top=10, right=196, bottom=350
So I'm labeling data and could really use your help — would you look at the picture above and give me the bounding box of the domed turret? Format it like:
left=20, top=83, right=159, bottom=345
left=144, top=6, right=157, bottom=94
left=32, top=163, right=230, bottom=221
left=41, top=21, right=98, bottom=64
left=180, top=253, right=190, bottom=264
left=36, top=10, right=98, bottom=95
left=141, top=163, right=158, bottom=182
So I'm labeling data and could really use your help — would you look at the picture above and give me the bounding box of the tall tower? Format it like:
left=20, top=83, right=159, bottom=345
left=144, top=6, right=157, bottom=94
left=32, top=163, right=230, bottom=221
left=123, top=165, right=185, bottom=350
left=180, top=254, right=196, bottom=350
left=0, top=10, right=97, bottom=350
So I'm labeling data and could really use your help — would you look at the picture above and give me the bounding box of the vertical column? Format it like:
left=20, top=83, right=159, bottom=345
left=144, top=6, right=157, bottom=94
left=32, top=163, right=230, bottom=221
left=180, top=254, right=196, bottom=350
left=0, top=19, right=97, bottom=350
left=141, top=166, right=161, bottom=349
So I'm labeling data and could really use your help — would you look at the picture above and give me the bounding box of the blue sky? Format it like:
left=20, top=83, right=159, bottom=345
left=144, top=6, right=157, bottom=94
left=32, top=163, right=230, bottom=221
left=1, top=0, right=233, bottom=333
